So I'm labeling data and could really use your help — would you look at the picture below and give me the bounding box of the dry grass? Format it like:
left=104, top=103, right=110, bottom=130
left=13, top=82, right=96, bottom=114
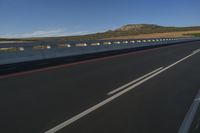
left=104, top=30, right=200, bottom=40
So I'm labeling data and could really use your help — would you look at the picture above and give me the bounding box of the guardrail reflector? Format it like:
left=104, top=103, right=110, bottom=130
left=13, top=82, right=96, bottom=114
left=75, top=43, right=87, bottom=47
left=103, top=42, right=112, bottom=45
left=114, top=41, right=121, bottom=44
left=58, top=44, right=71, bottom=48
left=91, top=43, right=100, bottom=46
left=33, top=45, right=51, bottom=50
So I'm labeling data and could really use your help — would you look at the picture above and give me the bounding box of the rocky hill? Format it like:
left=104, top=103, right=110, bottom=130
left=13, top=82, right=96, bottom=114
left=115, top=24, right=163, bottom=31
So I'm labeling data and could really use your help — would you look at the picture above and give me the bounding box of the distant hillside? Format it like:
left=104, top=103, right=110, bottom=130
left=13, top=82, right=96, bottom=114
left=39, top=24, right=200, bottom=41
left=115, top=24, right=163, bottom=31
left=103, top=24, right=200, bottom=40
left=105, top=24, right=200, bottom=38
left=1, top=24, right=200, bottom=42
left=0, top=38, right=33, bottom=42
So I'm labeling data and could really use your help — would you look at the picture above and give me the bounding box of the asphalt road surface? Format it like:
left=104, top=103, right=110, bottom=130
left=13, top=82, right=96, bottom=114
left=1, top=41, right=200, bottom=133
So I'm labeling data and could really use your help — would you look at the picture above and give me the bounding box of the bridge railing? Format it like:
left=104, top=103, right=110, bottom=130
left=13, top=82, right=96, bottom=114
left=0, top=37, right=199, bottom=65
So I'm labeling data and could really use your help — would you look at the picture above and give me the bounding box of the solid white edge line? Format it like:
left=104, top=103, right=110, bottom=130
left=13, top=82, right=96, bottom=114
left=107, top=67, right=163, bottom=95
left=178, top=89, right=200, bottom=133
left=45, top=49, right=200, bottom=133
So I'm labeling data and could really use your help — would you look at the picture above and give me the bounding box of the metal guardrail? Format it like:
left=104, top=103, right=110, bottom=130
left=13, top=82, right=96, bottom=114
left=0, top=38, right=199, bottom=65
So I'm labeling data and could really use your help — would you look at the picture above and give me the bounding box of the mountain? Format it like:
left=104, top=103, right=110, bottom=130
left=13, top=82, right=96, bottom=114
left=1, top=24, right=200, bottom=42
left=114, top=24, right=163, bottom=31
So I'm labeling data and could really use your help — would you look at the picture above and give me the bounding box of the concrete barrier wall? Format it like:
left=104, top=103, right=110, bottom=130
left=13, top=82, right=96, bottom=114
left=0, top=38, right=199, bottom=65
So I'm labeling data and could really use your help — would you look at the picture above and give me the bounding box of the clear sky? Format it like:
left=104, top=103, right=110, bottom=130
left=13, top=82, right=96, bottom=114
left=0, top=0, right=199, bottom=38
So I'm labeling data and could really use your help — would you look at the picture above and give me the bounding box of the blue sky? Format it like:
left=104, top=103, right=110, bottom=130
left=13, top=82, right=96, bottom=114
left=0, top=0, right=199, bottom=38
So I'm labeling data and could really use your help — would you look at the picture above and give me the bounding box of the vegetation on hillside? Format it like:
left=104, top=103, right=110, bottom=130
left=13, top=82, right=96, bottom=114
left=0, top=38, right=33, bottom=42
left=185, top=33, right=200, bottom=37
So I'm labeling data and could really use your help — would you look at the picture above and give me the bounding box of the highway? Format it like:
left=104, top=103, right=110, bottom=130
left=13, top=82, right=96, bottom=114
left=0, top=41, right=200, bottom=133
